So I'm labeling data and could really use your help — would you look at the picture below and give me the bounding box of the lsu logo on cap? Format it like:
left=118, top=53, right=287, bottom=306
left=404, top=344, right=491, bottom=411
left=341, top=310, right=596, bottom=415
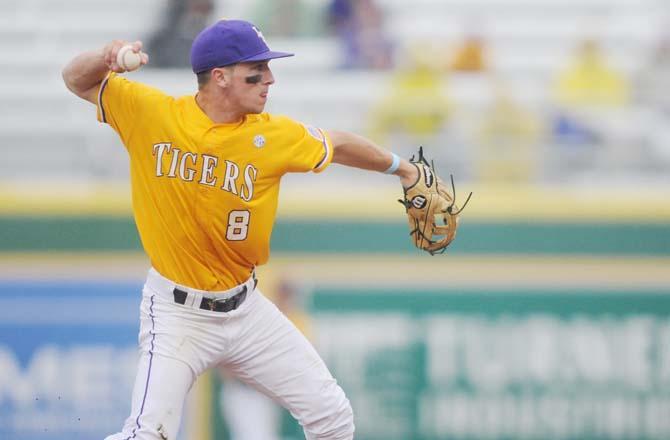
left=253, top=26, right=267, bottom=44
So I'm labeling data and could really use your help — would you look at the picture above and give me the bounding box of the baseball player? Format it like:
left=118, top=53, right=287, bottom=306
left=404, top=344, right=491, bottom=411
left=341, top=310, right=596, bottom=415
left=62, top=19, right=420, bottom=440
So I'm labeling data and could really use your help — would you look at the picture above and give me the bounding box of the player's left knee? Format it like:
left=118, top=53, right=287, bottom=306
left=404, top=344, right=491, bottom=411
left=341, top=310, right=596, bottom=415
left=303, top=383, right=355, bottom=439
left=327, top=398, right=355, bottom=439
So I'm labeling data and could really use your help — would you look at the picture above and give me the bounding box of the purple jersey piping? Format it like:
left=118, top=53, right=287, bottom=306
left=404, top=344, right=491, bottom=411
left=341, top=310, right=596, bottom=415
left=314, top=128, right=330, bottom=171
left=98, top=75, right=110, bottom=124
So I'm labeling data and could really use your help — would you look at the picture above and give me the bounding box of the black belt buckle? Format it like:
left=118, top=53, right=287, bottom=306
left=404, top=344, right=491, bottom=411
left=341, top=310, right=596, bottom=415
left=200, top=285, right=247, bottom=312
left=173, top=281, right=251, bottom=313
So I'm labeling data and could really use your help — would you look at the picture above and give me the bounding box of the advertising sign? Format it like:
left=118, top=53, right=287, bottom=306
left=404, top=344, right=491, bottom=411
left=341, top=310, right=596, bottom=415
left=0, top=281, right=142, bottom=440
left=313, top=289, right=670, bottom=440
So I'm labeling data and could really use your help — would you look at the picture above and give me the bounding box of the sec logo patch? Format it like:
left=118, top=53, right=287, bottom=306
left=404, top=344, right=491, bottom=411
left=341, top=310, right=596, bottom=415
left=253, top=135, right=266, bottom=148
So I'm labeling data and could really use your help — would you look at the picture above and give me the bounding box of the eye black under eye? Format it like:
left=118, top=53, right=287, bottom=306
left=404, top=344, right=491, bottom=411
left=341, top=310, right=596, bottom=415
left=245, top=74, right=263, bottom=84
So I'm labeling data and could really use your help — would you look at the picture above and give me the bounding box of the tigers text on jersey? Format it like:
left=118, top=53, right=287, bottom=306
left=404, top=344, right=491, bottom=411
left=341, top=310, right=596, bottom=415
left=96, top=73, right=333, bottom=290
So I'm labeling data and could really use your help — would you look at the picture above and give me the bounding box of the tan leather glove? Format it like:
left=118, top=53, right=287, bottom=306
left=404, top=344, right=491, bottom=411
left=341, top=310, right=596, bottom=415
left=398, top=148, right=472, bottom=255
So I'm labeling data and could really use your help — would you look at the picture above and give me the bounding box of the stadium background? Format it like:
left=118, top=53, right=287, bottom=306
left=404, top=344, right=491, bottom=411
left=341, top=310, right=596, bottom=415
left=1, top=0, right=669, bottom=439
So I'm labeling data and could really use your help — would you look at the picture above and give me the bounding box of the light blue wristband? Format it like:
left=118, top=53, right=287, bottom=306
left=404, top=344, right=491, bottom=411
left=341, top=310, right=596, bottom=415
left=383, top=153, right=400, bottom=175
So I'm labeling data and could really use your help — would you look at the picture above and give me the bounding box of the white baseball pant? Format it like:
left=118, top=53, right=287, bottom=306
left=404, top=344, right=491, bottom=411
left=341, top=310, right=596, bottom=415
left=104, top=268, right=354, bottom=440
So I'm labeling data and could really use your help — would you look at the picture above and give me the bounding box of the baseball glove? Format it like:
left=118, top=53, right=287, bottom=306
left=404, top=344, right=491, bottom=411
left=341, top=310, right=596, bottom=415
left=398, top=147, right=472, bottom=255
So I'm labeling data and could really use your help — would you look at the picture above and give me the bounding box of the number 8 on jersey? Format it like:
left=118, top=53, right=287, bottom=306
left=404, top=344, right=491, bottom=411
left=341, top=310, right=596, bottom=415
left=227, top=210, right=250, bottom=241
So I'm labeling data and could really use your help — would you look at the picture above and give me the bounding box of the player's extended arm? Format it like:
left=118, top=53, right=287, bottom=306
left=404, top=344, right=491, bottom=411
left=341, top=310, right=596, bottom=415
left=328, top=130, right=419, bottom=187
left=62, top=40, right=148, bottom=104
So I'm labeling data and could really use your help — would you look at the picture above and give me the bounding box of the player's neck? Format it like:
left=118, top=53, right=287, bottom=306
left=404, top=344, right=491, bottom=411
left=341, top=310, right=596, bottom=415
left=195, top=90, right=245, bottom=124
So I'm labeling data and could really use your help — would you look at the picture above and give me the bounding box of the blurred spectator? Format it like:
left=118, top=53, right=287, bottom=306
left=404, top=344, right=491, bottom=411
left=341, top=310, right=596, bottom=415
left=449, top=33, right=487, bottom=73
left=146, top=0, right=214, bottom=68
left=554, top=38, right=630, bottom=108
left=547, top=38, right=631, bottom=179
left=368, top=44, right=450, bottom=152
left=249, top=0, right=323, bottom=37
left=551, top=114, right=601, bottom=145
left=547, top=111, right=605, bottom=181
left=327, top=0, right=393, bottom=69
left=475, top=80, right=541, bottom=183
left=218, top=278, right=311, bottom=440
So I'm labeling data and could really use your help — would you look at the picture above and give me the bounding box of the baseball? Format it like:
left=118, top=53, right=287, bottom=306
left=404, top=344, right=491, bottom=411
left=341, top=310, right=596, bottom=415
left=116, top=44, right=143, bottom=72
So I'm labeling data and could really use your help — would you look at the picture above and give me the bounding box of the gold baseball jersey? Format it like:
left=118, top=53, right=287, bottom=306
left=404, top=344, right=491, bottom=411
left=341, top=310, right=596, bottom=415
left=96, top=73, right=332, bottom=291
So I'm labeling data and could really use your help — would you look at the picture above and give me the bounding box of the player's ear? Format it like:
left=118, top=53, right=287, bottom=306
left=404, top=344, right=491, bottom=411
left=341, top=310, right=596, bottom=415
left=211, top=68, right=226, bottom=87
left=212, top=66, right=234, bottom=88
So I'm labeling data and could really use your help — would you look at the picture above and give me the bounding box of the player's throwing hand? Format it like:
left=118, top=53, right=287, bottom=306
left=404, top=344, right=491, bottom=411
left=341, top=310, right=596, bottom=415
left=102, top=40, right=148, bottom=73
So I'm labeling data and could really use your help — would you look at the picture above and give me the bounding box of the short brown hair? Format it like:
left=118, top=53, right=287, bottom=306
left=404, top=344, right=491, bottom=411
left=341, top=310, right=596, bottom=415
left=197, top=65, right=237, bottom=89
left=197, top=70, right=212, bottom=89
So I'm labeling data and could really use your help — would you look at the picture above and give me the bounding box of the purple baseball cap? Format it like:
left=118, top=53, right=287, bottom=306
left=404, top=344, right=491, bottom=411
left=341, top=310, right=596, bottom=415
left=190, top=20, right=294, bottom=73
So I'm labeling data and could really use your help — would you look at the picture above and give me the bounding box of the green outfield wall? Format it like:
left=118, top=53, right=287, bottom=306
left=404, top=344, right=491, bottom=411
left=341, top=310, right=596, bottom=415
left=1, top=216, right=669, bottom=255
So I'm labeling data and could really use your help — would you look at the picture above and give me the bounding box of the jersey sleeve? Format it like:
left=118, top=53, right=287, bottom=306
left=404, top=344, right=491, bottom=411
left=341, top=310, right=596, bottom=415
left=96, top=72, right=171, bottom=145
left=278, top=117, right=333, bottom=174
